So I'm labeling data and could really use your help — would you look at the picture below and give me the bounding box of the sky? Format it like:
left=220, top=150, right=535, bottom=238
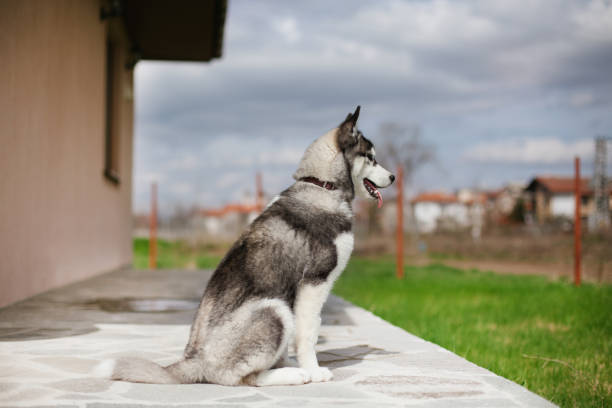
left=132, top=0, right=612, bottom=215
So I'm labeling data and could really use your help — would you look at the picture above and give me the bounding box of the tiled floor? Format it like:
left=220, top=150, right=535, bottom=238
left=0, top=268, right=556, bottom=407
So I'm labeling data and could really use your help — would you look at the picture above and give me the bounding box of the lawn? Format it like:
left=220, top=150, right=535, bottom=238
left=132, top=238, right=611, bottom=407
left=133, top=237, right=222, bottom=269
left=333, top=257, right=612, bottom=408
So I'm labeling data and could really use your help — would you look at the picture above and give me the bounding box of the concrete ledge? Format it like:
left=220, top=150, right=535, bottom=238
left=0, top=269, right=556, bottom=407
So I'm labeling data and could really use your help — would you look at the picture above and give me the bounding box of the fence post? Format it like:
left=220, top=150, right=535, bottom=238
left=574, top=157, right=581, bottom=286
left=149, top=182, right=158, bottom=269
left=396, top=166, right=404, bottom=279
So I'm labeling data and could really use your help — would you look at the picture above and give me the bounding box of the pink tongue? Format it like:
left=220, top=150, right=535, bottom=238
left=375, top=189, right=383, bottom=208
left=365, top=179, right=383, bottom=208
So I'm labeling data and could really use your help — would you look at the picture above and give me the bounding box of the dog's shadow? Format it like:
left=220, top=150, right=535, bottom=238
left=317, top=344, right=398, bottom=368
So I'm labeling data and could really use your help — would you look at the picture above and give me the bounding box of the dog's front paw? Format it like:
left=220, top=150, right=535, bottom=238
left=283, top=368, right=312, bottom=385
left=306, top=366, right=333, bottom=382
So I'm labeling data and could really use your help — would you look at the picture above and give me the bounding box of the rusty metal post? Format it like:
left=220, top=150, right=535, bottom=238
left=396, top=166, right=404, bottom=279
left=149, top=182, right=158, bottom=269
left=574, top=157, right=581, bottom=286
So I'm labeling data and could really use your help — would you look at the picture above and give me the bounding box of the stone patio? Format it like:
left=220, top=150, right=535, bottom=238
left=0, top=268, right=556, bottom=407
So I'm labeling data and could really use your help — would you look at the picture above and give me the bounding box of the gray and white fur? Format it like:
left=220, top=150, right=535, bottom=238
left=96, top=106, right=394, bottom=386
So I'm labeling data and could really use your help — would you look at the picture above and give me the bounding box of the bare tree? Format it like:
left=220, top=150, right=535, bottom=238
left=364, top=122, right=435, bottom=237
left=377, top=122, right=435, bottom=185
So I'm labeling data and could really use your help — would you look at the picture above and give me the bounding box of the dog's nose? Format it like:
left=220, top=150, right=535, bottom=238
left=389, top=174, right=395, bottom=183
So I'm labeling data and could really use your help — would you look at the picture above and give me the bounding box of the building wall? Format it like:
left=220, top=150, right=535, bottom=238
left=443, top=203, right=469, bottom=227
left=0, top=0, right=134, bottom=307
left=550, top=195, right=574, bottom=217
left=413, top=202, right=442, bottom=233
left=534, top=189, right=548, bottom=222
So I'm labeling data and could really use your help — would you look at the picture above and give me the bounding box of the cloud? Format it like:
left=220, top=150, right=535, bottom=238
left=573, top=0, right=612, bottom=42
left=170, top=182, right=194, bottom=195
left=167, top=153, right=201, bottom=171
left=570, top=91, right=595, bottom=107
left=257, top=147, right=304, bottom=166
left=214, top=172, right=248, bottom=189
left=131, top=0, right=612, bottom=214
left=464, top=138, right=593, bottom=164
left=136, top=0, right=612, bottom=126
left=272, top=17, right=301, bottom=44
left=347, top=0, right=499, bottom=49
left=135, top=171, right=167, bottom=185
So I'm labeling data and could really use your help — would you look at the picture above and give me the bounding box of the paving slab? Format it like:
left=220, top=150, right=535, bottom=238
left=0, top=268, right=556, bottom=407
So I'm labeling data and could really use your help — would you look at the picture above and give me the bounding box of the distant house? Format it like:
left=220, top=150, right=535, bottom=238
left=411, top=192, right=468, bottom=233
left=0, top=0, right=226, bottom=307
left=409, top=190, right=487, bottom=234
left=193, top=202, right=262, bottom=239
left=484, top=182, right=525, bottom=223
left=523, top=176, right=612, bottom=224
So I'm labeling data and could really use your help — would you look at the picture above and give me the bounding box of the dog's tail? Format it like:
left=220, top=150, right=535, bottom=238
left=92, top=357, right=204, bottom=384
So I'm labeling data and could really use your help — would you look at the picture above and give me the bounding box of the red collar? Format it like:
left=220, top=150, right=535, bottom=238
left=300, top=177, right=337, bottom=191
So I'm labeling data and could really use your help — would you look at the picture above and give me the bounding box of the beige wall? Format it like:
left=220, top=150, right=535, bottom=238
left=0, top=0, right=134, bottom=307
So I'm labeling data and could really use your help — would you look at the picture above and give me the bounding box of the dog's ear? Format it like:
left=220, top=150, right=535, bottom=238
left=337, top=105, right=360, bottom=150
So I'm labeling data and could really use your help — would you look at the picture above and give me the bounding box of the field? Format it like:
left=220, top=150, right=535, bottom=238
left=334, top=257, right=612, bottom=408
left=423, top=229, right=612, bottom=283
left=133, top=237, right=222, bottom=269
left=133, top=238, right=611, bottom=407
left=355, top=228, right=612, bottom=283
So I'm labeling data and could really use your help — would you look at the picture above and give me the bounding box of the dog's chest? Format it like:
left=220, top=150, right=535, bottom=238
left=328, top=232, right=354, bottom=283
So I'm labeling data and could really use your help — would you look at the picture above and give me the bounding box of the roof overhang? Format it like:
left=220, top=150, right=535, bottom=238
left=121, top=0, right=226, bottom=62
left=525, top=177, right=596, bottom=195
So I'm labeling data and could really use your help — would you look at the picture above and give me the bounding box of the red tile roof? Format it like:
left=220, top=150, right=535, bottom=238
left=464, top=193, right=487, bottom=205
left=527, top=177, right=592, bottom=194
left=200, top=203, right=261, bottom=217
left=411, top=192, right=458, bottom=204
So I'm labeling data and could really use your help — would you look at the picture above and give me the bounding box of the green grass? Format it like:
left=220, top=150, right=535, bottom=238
left=133, top=238, right=222, bottom=269
left=196, top=253, right=223, bottom=269
left=132, top=238, right=611, bottom=406
left=333, top=257, right=612, bottom=408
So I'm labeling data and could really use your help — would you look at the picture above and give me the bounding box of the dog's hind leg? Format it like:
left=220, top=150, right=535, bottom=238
left=202, top=299, right=306, bottom=386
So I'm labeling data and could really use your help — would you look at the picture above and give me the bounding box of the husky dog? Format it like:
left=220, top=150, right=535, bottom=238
left=97, top=106, right=394, bottom=386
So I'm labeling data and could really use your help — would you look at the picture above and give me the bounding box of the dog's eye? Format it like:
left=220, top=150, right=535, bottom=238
left=366, top=154, right=374, bottom=162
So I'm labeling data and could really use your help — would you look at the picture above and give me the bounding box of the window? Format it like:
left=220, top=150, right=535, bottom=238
left=104, top=38, right=120, bottom=185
